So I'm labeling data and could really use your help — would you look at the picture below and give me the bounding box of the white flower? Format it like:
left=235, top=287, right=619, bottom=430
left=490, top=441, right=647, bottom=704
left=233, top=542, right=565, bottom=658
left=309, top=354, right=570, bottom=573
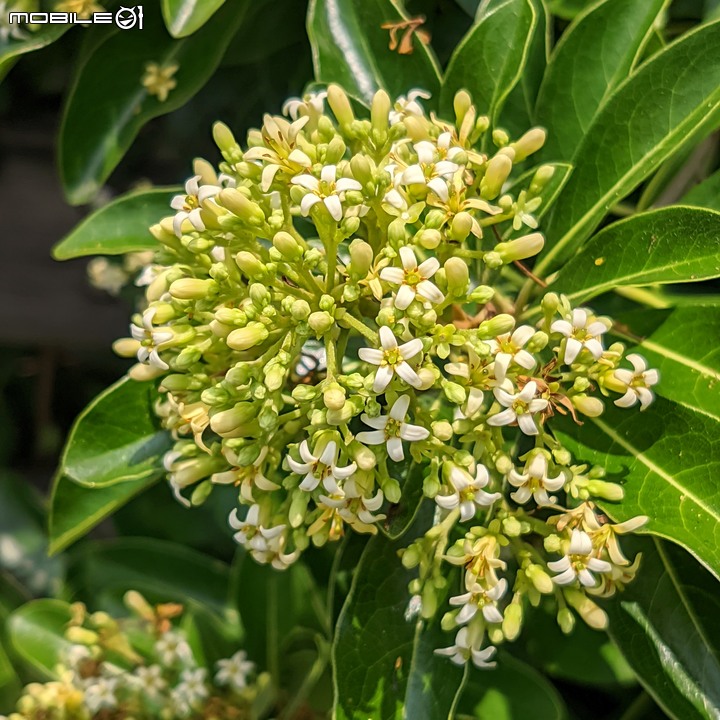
left=551, top=308, right=609, bottom=365
left=177, top=667, right=209, bottom=703
left=449, top=577, right=507, bottom=625
left=83, top=677, right=118, bottom=714
left=155, top=630, right=193, bottom=667
left=356, top=394, right=430, bottom=461
left=134, top=665, right=167, bottom=697
left=282, top=90, right=328, bottom=120
left=130, top=307, right=173, bottom=370
left=486, top=325, right=536, bottom=382
left=287, top=440, right=357, bottom=493
left=435, top=465, right=501, bottom=521
left=389, top=88, right=431, bottom=124
left=400, top=142, right=459, bottom=203
left=379, top=246, right=445, bottom=309
left=487, top=380, right=548, bottom=435
left=548, top=529, right=613, bottom=587
left=358, top=326, right=424, bottom=393
left=613, top=353, right=659, bottom=410
left=508, top=453, right=565, bottom=506
left=434, top=627, right=497, bottom=668
left=436, top=131, right=466, bottom=163
left=318, top=483, right=385, bottom=529
left=215, top=650, right=254, bottom=691
left=292, top=164, right=362, bottom=222
left=170, top=175, right=222, bottom=237
left=229, top=505, right=299, bottom=570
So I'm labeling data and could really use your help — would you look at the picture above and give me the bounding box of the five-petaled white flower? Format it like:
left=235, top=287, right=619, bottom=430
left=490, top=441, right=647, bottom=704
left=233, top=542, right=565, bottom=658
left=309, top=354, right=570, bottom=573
left=134, top=665, right=167, bottom=697
left=434, top=627, right=497, bottom=668
left=487, top=380, right=548, bottom=436
left=400, top=141, right=459, bottom=202
left=435, top=464, right=501, bottom=521
left=548, top=529, right=612, bottom=587
left=318, top=484, right=385, bottom=529
left=291, top=164, right=362, bottom=222
left=551, top=308, right=609, bottom=365
left=356, top=394, right=430, bottom=461
left=389, top=88, right=431, bottom=124
left=486, top=325, right=537, bottom=382
left=131, top=307, right=173, bottom=370
left=508, top=453, right=565, bottom=506
left=178, top=667, right=209, bottom=703
left=170, top=175, right=222, bottom=237
left=84, top=677, right=118, bottom=714
left=155, top=630, right=193, bottom=667
left=450, top=576, right=507, bottom=625
left=287, top=440, right=357, bottom=493
left=229, top=504, right=298, bottom=569
left=358, top=326, right=424, bottom=393
left=215, top=650, right=255, bottom=691
left=613, top=353, right=659, bottom=410
left=379, top=246, right=445, bottom=310
left=282, top=90, right=328, bottom=120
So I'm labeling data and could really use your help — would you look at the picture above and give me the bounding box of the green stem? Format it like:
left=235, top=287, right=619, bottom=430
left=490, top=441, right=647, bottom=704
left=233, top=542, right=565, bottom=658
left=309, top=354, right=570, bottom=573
left=336, top=309, right=379, bottom=344
left=613, top=286, right=670, bottom=309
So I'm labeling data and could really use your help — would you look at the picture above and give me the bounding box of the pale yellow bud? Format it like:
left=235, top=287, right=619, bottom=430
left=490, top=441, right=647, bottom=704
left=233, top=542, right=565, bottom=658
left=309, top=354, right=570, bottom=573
left=273, top=231, right=302, bottom=260
left=226, top=322, right=269, bottom=351
left=124, top=590, right=154, bottom=620
left=308, top=311, right=334, bottom=336
left=526, top=564, right=554, bottom=594
left=129, top=363, right=165, bottom=381
left=431, top=420, right=453, bottom=441
left=210, top=403, right=256, bottom=435
left=416, top=367, right=437, bottom=390
left=495, top=232, right=545, bottom=262
left=235, top=250, right=265, bottom=278
left=349, top=239, right=373, bottom=276
left=113, top=338, right=140, bottom=357
left=327, top=84, right=354, bottom=126
left=65, top=627, right=98, bottom=645
left=565, top=588, right=608, bottom=630
left=572, top=395, right=605, bottom=417
left=444, top=257, right=469, bottom=294
left=481, top=154, right=513, bottom=199
left=453, top=89, right=472, bottom=125
left=213, top=121, right=237, bottom=153
left=502, top=602, right=523, bottom=641
left=218, top=188, right=265, bottom=224
left=587, top=479, right=624, bottom=501
left=371, top=89, right=391, bottom=132
left=169, top=278, right=217, bottom=300
left=323, top=382, right=346, bottom=411
left=512, top=128, right=547, bottom=162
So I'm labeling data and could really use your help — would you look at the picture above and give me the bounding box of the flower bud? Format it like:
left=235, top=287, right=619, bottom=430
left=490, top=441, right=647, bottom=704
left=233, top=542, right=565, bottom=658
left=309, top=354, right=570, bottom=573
left=492, top=128, right=509, bottom=147
left=416, top=228, right=442, bottom=249
left=442, top=380, right=467, bottom=405
left=349, top=239, right=373, bottom=276
left=124, top=590, right=154, bottom=620
left=467, top=285, right=494, bottom=304
left=483, top=251, right=503, bottom=269
left=444, top=257, right=469, bottom=295
left=502, top=602, right=523, bottom=641
left=453, top=89, right=472, bottom=125
left=450, top=212, right=474, bottom=242
left=587, top=479, right=624, bottom=501
left=526, top=331, right=548, bottom=352
left=529, top=164, right=556, bottom=195
left=235, top=251, right=266, bottom=279
left=544, top=534, right=562, bottom=554
left=323, top=382, right=346, bottom=411
left=169, top=278, right=217, bottom=300
left=557, top=607, right=575, bottom=634
left=350, top=154, right=373, bottom=185
left=481, top=154, right=513, bottom=199
left=572, top=395, right=605, bottom=417
left=292, top=384, right=318, bottom=402
left=226, top=322, right=269, bottom=351
left=290, top=299, right=311, bottom=321
left=129, top=363, right=165, bottom=381
left=416, top=367, right=437, bottom=390
left=526, top=564, right=554, bottom=594
left=431, top=420, right=453, bottom=441
left=327, top=400, right=355, bottom=425
left=327, top=84, right=354, bottom=126
left=502, top=515, right=523, bottom=537
left=308, top=311, right=334, bottom=336
left=218, top=188, right=266, bottom=225
left=401, top=545, right=421, bottom=569
left=191, top=480, right=213, bottom=506
left=213, top=121, right=238, bottom=154
left=210, top=403, right=256, bottom=435
left=495, top=233, right=544, bottom=262
left=273, top=231, right=302, bottom=260
left=371, top=89, right=391, bottom=132
left=477, top=313, right=515, bottom=339
left=564, top=588, right=608, bottom=630
left=113, top=338, right=140, bottom=357
left=326, top=135, right=347, bottom=164
left=512, top=128, right=547, bottom=162
left=65, top=627, right=98, bottom=645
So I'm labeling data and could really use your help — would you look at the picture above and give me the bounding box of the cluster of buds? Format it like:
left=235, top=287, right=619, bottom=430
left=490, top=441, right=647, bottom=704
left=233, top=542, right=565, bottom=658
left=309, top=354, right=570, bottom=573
left=2, top=592, right=269, bottom=720
left=113, top=85, right=658, bottom=664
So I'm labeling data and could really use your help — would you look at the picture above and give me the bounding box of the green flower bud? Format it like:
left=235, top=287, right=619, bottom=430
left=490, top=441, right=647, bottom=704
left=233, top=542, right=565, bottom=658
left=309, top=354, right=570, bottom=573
left=273, top=231, right=303, bottom=260
left=494, top=453, right=513, bottom=475
left=544, top=534, right=562, bottom=554
left=65, top=627, right=99, bottom=645
left=326, top=135, right=347, bottom=164
left=226, top=322, right=269, bottom=351
left=450, top=211, right=474, bottom=241
left=502, top=602, right=523, bottom=641
left=529, top=164, right=556, bottom=196
left=371, top=89, right=391, bottom=133
left=444, top=257, right=469, bottom=295
left=400, top=544, right=421, bottom=569
left=388, top=217, right=408, bottom=244
left=169, top=278, right=217, bottom=300
left=292, top=384, right=318, bottom=402
left=416, top=228, right=442, bottom=249
left=350, top=440, right=377, bottom=470
left=319, top=294, right=336, bottom=312
left=323, top=382, right=346, bottom=410
left=250, top=283, right=271, bottom=307
left=349, top=239, right=373, bottom=276
left=492, top=128, right=509, bottom=147
left=174, top=346, right=202, bottom=369
left=481, top=154, right=513, bottom=199
left=442, top=380, right=467, bottom=405
left=214, top=308, right=245, bottom=325
left=502, top=515, right=523, bottom=537
left=431, top=420, right=453, bottom=441
left=327, top=400, right=355, bottom=425
left=213, top=121, right=238, bottom=154
left=526, top=564, right=554, bottom=594
left=587, top=479, right=624, bottom=501
left=483, top=251, right=503, bottom=269
left=308, top=311, right=334, bottom=336
left=290, top=299, right=311, bottom=321
left=467, top=285, right=495, bottom=304
left=191, top=480, right=213, bottom=506
left=226, top=363, right=252, bottom=386
left=557, top=607, right=575, bottom=635
left=218, top=188, right=266, bottom=225
left=289, top=490, right=310, bottom=528
left=511, top=127, right=547, bottom=162
left=453, top=89, right=472, bottom=125
left=477, top=313, right=515, bottom=339
left=210, top=403, right=256, bottom=435
left=265, top=365, right=286, bottom=392
left=564, top=588, right=608, bottom=630
left=494, top=233, right=544, bottom=262
left=327, top=84, right=355, bottom=126
left=350, top=154, right=373, bottom=185
left=526, top=331, right=548, bottom=352
left=235, top=251, right=266, bottom=279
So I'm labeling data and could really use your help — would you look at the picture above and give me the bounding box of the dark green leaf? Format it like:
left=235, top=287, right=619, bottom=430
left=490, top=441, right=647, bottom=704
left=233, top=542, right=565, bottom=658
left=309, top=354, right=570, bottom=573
left=538, top=21, right=720, bottom=272
left=0, top=22, right=69, bottom=71
left=549, top=207, right=720, bottom=305
left=555, top=398, right=720, bottom=580
left=382, top=457, right=425, bottom=539
left=607, top=538, right=720, bottom=720
left=8, top=600, right=74, bottom=679
left=536, top=0, right=666, bottom=162
left=333, top=526, right=466, bottom=720
left=441, top=0, right=538, bottom=126
left=307, top=0, right=442, bottom=106
left=49, top=473, right=161, bottom=555
left=59, top=2, right=249, bottom=205
left=161, top=0, right=226, bottom=38
left=60, top=377, right=172, bottom=488
left=681, top=168, right=720, bottom=212
left=52, top=187, right=177, bottom=260
left=545, top=0, right=594, bottom=20
left=457, top=651, right=567, bottom=719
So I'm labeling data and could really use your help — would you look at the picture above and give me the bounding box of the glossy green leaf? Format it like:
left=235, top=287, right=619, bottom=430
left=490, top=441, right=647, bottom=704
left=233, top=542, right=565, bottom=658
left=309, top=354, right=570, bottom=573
left=548, top=207, right=720, bottom=305
left=333, top=526, right=467, bottom=720
left=52, top=187, right=177, bottom=260
left=49, top=474, right=161, bottom=555
left=0, top=22, right=68, bottom=71
left=536, top=0, right=667, bottom=162
left=8, top=600, right=74, bottom=679
left=545, top=0, right=594, bottom=19
left=682, top=169, right=720, bottom=212
left=537, top=20, right=720, bottom=273
left=614, top=306, right=720, bottom=422
left=307, top=0, right=442, bottom=106
left=66, top=539, right=232, bottom=619
left=607, top=537, right=720, bottom=720
left=457, top=652, right=567, bottom=719
left=441, top=0, right=538, bottom=126
left=0, top=573, right=27, bottom=710
left=59, top=2, right=249, bottom=205
left=382, top=458, right=425, bottom=540
left=161, top=0, right=226, bottom=38
left=555, top=398, right=720, bottom=580
left=60, top=377, right=172, bottom=488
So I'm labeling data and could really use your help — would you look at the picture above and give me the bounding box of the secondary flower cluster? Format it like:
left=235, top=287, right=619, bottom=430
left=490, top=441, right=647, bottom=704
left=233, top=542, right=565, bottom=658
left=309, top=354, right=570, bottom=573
left=2, top=593, right=268, bottom=720
left=113, top=85, right=658, bottom=667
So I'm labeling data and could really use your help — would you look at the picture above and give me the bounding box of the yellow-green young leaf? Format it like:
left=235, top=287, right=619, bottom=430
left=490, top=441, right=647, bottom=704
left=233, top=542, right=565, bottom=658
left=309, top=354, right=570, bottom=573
left=49, top=473, right=160, bottom=555
left=681, top=169, right=720, bottom=212
left=606, top=538, right=720, bottom=720
left=441, top=0, right=538, bottom=127
left=59, top=1, right=249, bottom=205
left=535, top=0, right=667, bottom=162
left=614, top=305, right=720, bottom=422
left=7, top=600, right=74, bottom=679
left=60, top=377, right=172, bottom=489
left=545, top=0, right=594, bottom=20
left=52, top=187, right=178, bottom=260
left=548, top=207, right=720, bottom=305
left=161, top=0, right=226, bottom=38
left=307, top=0, right=441, bottom=106
left=554, top=398, right=720, bottom=580
left=537, top=20, right=720, bottom=273
left=333, top=524, right=467, bottom=720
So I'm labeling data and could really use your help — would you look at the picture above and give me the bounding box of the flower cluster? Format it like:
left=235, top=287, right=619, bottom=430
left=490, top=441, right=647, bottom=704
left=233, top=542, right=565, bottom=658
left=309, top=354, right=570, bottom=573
left=112, top=85, right=658, bottom=666
left=2, top=592, right=268, bottom=720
